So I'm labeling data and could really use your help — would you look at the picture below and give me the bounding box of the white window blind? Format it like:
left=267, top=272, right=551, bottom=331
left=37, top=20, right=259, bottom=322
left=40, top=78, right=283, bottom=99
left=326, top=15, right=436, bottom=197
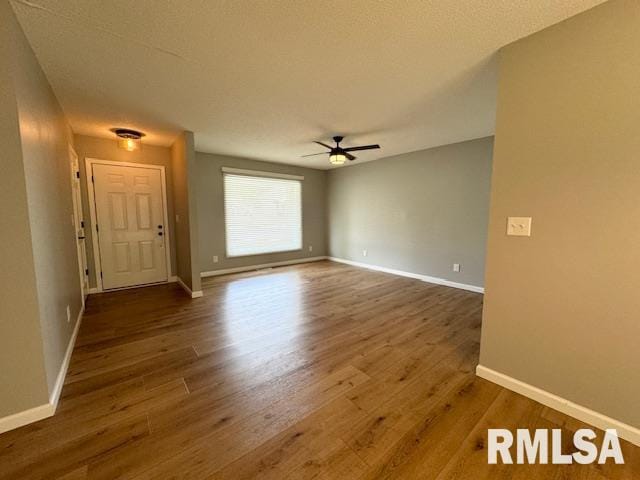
left=224, top=173, right=302, bottom=257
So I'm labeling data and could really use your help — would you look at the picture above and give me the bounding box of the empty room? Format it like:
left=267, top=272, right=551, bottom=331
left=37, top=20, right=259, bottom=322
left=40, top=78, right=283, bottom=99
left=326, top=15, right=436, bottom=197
left=0, top=0, right=638, bottom=478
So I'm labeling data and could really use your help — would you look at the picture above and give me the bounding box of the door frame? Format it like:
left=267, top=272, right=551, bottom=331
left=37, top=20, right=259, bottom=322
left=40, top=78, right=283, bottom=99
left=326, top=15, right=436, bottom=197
left=69, top=145, right=89, bottom=304
left=85, top=157, right=172, bottom=292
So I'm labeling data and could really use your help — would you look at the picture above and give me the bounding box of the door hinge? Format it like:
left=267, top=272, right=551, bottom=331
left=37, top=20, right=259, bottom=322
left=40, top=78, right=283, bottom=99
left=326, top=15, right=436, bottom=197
left=96, top=224, right=99, bottom=232
left=91, top=175, right=94, bottom=183
left=80, top=220, right=84, bottom=228
left=100, top=271, right=103, bottom=279
left=85, top=268, right=89, bottom=276
left=76, top=171, right=80, bottom=179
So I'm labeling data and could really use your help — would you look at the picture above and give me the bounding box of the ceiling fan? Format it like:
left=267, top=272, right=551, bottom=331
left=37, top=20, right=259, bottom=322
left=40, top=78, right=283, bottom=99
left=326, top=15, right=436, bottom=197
left=302, top=136, right=380, bottom=165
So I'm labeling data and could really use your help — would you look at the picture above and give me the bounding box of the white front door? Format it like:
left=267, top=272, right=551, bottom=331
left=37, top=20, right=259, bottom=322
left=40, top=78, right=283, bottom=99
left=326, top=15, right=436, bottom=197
left=92, top=163, right=168, bottom=290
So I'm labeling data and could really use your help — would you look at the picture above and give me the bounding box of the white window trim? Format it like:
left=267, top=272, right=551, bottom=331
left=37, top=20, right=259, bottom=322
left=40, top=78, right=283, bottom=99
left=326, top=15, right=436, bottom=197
left=221, top=166, right=304, bottom=181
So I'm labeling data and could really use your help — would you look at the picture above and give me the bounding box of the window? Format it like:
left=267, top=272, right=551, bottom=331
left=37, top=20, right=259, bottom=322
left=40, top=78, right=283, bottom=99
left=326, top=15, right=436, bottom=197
left=223, top=169, right=302, bottom=257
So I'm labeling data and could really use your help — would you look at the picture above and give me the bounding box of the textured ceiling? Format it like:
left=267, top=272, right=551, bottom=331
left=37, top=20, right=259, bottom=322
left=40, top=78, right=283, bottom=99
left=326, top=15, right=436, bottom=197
left=12, top=0, right=604, bottom=169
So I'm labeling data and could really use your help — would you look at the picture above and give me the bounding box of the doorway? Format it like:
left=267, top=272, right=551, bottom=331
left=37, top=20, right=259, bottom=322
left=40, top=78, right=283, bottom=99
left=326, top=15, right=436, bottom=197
left=86, top=159, right=171, bottom=291
left=69, top=146, right=89, bottom=301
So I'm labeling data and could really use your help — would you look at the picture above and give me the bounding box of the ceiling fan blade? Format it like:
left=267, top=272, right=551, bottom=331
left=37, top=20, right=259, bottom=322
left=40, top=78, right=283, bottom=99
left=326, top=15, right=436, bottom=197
left=314, top=141, right=333, bottom=150
left=345, top=152, right=356, bottom=161
left=342, top=144, right=380, bottom=152
left=301, top=152, right=328, bottom=157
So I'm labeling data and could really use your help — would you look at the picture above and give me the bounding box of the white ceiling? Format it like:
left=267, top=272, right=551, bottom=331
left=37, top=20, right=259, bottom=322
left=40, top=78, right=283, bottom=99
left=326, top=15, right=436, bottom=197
left=12, top=0, right=604, bottom=169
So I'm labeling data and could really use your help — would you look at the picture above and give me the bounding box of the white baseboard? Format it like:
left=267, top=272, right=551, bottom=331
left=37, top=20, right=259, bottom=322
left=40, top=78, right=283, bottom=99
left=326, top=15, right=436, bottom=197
left=327, top=257, right=484, bottom=294
left=201, top=256, right=328, bottom=278
left=87, top=287, right=99, bottom=294
left=168, top=275, right=178, bottom=282
left=176, top=276, right=203, bottom=298
left=0, top=304, right=84, bottom=434
left=0, top=403, right=55, bottom=435
left=49, top=305, right=84, bottom=409
left=476, top=365, right=640, bottom=447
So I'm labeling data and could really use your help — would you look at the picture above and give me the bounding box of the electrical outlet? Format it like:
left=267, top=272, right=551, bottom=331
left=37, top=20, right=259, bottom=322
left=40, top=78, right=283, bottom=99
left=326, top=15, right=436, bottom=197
left=213, top=255, right=219, bottom=263
left=453, top=263, right=461, bottom=272
left=308, top=245, right=313, bottom=252
left=363, top=249, right=368, bottom=257
left=175, top=214, right=180, bottom=223
left=66, top=305, right=71, bottom=323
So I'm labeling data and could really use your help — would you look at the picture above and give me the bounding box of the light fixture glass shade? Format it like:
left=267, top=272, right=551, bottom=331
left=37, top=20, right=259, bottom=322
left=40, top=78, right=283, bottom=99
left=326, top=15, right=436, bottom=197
left=112, top=128, right=144, bottom=152
left=118, top=137, right=140, bottom=151
left=329, top=153, right=346, bottom=165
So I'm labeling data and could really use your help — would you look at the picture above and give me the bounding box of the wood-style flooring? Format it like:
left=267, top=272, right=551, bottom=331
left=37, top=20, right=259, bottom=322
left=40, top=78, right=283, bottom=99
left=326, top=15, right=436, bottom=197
left=0, top=261, right=637, bottom=479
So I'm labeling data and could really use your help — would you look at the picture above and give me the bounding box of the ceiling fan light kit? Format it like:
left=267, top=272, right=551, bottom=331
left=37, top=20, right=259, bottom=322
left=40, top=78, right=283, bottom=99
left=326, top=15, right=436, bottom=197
left=302, top=135, right=380, bottom=166
left=329, top=153, right=347, bottom=165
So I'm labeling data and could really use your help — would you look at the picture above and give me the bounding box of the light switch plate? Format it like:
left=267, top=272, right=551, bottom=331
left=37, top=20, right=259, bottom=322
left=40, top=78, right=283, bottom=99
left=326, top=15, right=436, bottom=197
left=507, top=217, right=532, bottom=236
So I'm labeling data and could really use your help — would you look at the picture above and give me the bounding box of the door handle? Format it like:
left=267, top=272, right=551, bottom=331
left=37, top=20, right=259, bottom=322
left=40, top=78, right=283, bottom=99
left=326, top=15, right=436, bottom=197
left=158, top=232, right=163, bottom=236
left=77, top=236, right=86, bottom=240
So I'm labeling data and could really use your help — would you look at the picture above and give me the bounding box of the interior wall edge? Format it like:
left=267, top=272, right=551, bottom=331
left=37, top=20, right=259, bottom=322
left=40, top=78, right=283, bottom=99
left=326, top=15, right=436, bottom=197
left=176, top=276, right=203, bottom=298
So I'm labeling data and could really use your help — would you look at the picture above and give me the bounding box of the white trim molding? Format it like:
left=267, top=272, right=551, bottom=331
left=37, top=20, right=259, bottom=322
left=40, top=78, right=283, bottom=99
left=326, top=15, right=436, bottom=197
left=327, top=257, right=484, bottom=294
left=201, top=256, right=328, bottom=278
left=0, top=404, right=55, bottom=435
left=176, top=277, right=203, bottom=298
left=476, top=365, right=640, bottom=447
left=221, top=166, right=304, bottom=181
left=49, top=305, right=84, bottom=409
left=0, top=304, right=84, bottom=434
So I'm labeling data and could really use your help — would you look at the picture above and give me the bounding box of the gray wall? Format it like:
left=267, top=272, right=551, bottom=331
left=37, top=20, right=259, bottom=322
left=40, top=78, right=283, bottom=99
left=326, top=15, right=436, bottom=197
left=327, top=137, right=493, bottom=288
left=172, top=132, right=202, bottom=292
left=74, top=135, right=177, bottom=288
left=0, top=0, right=49, bottom=417
left=0, top=0, right=82, bottom=413
left=196, top=152, right=327, bottom=273
left=480, top=0, right=640, bottom=428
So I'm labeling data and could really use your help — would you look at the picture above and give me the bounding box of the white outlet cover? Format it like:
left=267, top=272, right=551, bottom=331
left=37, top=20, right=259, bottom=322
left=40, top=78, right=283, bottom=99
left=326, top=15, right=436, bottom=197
left=213, top=255, right=218, bottom=263
left=507, top=217, right=532, bottom=236
left=363, top=249, right=368, bottom=257
left=309, top=245, right=313, bottom=252
left=453, top=263, right=460, bottom=272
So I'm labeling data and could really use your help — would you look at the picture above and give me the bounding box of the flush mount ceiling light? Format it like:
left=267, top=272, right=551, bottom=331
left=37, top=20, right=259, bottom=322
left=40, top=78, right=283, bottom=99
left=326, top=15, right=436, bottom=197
left=111, top=128, right=145, bottom=151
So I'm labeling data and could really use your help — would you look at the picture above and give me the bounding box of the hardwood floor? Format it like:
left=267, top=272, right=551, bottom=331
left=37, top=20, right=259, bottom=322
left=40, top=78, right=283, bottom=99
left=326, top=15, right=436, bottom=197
left=0, top=261, right=637, bottom=479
